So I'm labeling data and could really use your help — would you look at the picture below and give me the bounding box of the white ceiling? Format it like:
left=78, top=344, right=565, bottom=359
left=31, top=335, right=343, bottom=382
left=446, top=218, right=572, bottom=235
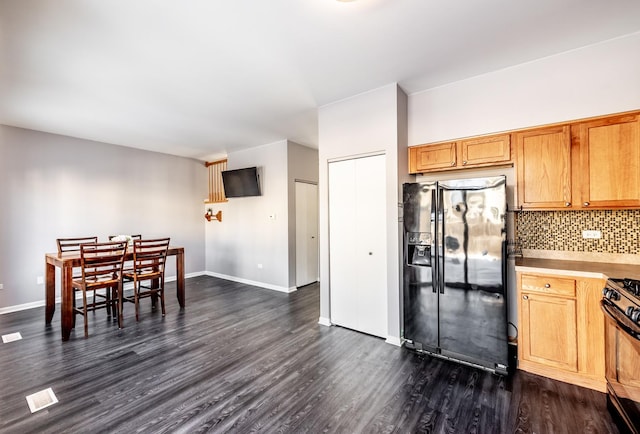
left=2, top=0, right=640, bottom=161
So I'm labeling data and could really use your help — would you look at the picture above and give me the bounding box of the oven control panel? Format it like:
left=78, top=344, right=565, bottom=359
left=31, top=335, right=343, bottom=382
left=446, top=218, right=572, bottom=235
left=603, top=278, right=640, bottom=326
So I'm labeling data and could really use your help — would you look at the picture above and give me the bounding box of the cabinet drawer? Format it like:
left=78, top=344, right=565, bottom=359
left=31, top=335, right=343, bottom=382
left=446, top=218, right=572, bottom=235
left=521, top=274, right=576, bottom=297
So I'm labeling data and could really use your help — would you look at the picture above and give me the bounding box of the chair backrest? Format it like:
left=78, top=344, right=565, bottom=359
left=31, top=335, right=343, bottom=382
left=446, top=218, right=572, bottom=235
left=79, top=241, right=128, bottom=283
left=57, top=236, right=98, bottom=254
left=132, top=238, right=170, bottom=274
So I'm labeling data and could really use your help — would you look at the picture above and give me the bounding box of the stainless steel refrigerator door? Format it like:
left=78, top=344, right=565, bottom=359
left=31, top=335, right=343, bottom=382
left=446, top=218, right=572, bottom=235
left=437, top=176, right=508, bottom=369
left=402, top=182, right=438, bottom=352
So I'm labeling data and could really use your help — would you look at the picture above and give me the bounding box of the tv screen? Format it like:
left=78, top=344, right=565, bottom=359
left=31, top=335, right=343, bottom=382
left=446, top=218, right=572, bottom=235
left=222, top=167, right=261, bottom=197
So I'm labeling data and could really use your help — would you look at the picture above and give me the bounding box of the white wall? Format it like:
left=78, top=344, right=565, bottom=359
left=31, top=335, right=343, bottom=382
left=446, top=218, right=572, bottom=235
left=205, top=140, right=318, bottom=292
left=0, top=125, right=207, bottom=311
left=318, top=83, right=407, bottom=344
left=408, top=32, right=640, bottom=145
left=205, top=141, right=289, bottom=290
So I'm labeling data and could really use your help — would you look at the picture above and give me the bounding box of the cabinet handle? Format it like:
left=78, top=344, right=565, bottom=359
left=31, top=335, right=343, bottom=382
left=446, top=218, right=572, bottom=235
left=462, top=161, right=467, bottom=165
left=450, top=161, right=455, bottom=166
left=564, top=202, right=571, bottom=207
left=583, top=202, right=590, bottom=206
left=522, top=295, right=529, bottom=300
left=544, top=283, right=551, bottom=288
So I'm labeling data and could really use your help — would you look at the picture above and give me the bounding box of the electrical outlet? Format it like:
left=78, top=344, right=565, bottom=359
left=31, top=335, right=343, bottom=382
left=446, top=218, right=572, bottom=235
left=257, top=264, right=263, bottom=269
left=0, top=283, right=3, bottom=290
left=36, top=276, right=44, bottom=285
left=582, top=230, right=602, bottom=239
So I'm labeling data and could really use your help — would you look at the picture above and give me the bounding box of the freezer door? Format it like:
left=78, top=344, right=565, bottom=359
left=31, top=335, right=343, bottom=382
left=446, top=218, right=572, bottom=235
left=437, top=176, right=509, bottom=369
left=402, top=182, right=438, bottom=351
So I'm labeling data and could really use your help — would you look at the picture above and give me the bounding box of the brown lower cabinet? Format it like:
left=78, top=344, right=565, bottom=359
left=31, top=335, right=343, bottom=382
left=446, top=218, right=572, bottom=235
left=517, top=272, right=606, bottom=392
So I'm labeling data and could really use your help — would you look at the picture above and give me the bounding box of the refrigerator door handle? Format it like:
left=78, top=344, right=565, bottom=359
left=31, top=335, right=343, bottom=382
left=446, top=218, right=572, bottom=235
left=437, top=187, right=445, bottom=295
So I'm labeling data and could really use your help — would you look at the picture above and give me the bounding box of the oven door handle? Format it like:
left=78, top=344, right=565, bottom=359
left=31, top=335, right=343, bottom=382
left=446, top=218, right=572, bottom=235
left=601, top=299, right=640, bottom=340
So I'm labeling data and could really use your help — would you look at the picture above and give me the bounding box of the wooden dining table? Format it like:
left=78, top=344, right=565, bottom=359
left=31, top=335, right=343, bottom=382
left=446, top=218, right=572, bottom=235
left=45, top=246, right=185, bottom=341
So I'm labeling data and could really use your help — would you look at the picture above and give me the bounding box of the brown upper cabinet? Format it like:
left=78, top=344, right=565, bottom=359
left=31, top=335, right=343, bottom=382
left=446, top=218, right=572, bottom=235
left=577, top=113, right=640, bottom=208
left=516, top=111, right=640, bottom=210
left=409, top=134, right=511, bottom=174
left=515, top=125, right=572, bottom=209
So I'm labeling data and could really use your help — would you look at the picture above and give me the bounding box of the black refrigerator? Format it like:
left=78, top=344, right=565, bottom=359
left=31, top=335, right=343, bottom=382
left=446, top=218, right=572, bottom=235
left=402, top=176, right=509, bottom=374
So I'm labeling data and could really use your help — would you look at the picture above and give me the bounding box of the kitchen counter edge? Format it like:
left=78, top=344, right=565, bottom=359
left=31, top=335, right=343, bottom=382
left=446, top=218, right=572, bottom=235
left=514, top=257, right=640, bottom=281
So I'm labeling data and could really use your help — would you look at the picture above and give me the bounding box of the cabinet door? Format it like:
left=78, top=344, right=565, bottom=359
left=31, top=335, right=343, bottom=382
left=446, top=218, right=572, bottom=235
left=515, top=125, right=572, bottom=209
left=459, top=134, right=511, bottom=167
left=578, top=114, right=640, bottom=208
left=576, top=278, right=605, bottom=378
left=409, top=142, right=456, bottom=173
left=520, top=292, right=578, bottom=372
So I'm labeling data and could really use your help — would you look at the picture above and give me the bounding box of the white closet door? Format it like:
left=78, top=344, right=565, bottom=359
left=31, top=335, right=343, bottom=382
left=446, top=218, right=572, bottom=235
left=295, top=181, right=319, bottom=287
left=329, top=154, right=387, bottom=338
left=329, top=159, right=359, bottom=331
left=355, top=154, right=387, bottom=338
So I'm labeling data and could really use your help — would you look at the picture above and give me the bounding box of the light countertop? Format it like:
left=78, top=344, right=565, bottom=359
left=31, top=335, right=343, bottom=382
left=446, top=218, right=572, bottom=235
left=514, top=257, right=640, bottom=281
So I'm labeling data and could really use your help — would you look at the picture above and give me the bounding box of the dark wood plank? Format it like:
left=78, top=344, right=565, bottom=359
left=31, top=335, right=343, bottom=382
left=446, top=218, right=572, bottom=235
left=0, top=276, right=621, bottom=433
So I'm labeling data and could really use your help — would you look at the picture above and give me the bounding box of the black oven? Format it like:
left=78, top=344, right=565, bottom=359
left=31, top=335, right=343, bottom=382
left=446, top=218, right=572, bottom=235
left=602, top=278, right=640, bottom=434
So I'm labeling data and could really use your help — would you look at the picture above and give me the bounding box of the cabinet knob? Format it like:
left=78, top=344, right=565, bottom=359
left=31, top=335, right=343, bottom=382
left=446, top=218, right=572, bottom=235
left=522, top=295, right=529, bottom=300
left=544, top=283, right=551, bottom=288
left=564, top=202, right=571, bottom=207
left=462, top=161, right=467, bottom=165
left=450, top=161, right=455, bottom=166
left=583, top=202, right=590, bottom=206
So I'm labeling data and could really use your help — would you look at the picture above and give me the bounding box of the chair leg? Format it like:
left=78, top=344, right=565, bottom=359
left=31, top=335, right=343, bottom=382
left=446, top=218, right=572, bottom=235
left=117, top=283, right=124, bottom=329
left=83, top=290, right=89, bottom=338
left=72, top=293, right=76, bottom=329
left=134, top=278, right=140, bottom=322
left=112, top=286, right=118, bottom=321
left=160, top=278, right=166, bottom=316
left=106, top=287, right=112, bottom=317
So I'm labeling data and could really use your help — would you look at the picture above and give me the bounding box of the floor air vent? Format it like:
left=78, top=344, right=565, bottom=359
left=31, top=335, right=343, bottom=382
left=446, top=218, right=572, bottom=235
left=2, top=332, right=22, bottom=343
left=25, top=388, right=58, bottom=413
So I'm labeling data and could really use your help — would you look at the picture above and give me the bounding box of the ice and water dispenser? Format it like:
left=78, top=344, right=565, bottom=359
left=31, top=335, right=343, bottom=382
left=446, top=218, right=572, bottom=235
left=406, top=232, right=432, bottom=267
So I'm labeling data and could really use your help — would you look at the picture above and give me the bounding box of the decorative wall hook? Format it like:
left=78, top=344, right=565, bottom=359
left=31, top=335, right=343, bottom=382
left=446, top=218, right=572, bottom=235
left=205, top=209, right=222, bottom=222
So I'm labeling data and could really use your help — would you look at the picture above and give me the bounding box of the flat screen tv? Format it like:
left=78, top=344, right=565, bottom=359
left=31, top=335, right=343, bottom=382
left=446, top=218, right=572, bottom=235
left=221, top=167, right=261, bottom=197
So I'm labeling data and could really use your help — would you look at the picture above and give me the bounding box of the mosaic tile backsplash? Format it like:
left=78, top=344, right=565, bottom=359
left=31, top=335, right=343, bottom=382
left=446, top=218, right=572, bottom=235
left=515, top=210, right=640, bottom=254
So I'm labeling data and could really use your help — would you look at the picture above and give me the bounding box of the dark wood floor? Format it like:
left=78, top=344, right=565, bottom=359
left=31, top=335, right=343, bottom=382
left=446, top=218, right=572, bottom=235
left=0, top=276, right=620, bottom=434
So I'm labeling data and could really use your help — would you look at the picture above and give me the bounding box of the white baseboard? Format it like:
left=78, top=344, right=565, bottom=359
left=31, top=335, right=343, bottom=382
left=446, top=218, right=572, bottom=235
left=385, top=336, right=403, bottom=347
left=205, top=271, right=297, bottom=293
left=0, top=300, right=45, bottom=314
left=0, top=272, right=208, bottom=315
left=318, top=316, right=332, bottom=327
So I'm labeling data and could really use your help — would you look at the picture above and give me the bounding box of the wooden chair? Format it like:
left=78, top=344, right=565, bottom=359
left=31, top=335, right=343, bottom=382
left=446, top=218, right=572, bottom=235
left=108, top=235, right=142, bottom=278
left=56, top=236, right=99, bottom=320
left=57, top=236, right=99, bottom=254
left=123, top=238, right=170, bottom=321
left=71, top=241, right=127, bottom=338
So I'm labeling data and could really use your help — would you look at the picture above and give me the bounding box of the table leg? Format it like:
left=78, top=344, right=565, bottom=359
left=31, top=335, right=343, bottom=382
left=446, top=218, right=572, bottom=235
left=176, top=250, right=185, bottom=308
left=45, top=261, right=56, bottom=325
left=61, top=264, right=74, bottom=341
